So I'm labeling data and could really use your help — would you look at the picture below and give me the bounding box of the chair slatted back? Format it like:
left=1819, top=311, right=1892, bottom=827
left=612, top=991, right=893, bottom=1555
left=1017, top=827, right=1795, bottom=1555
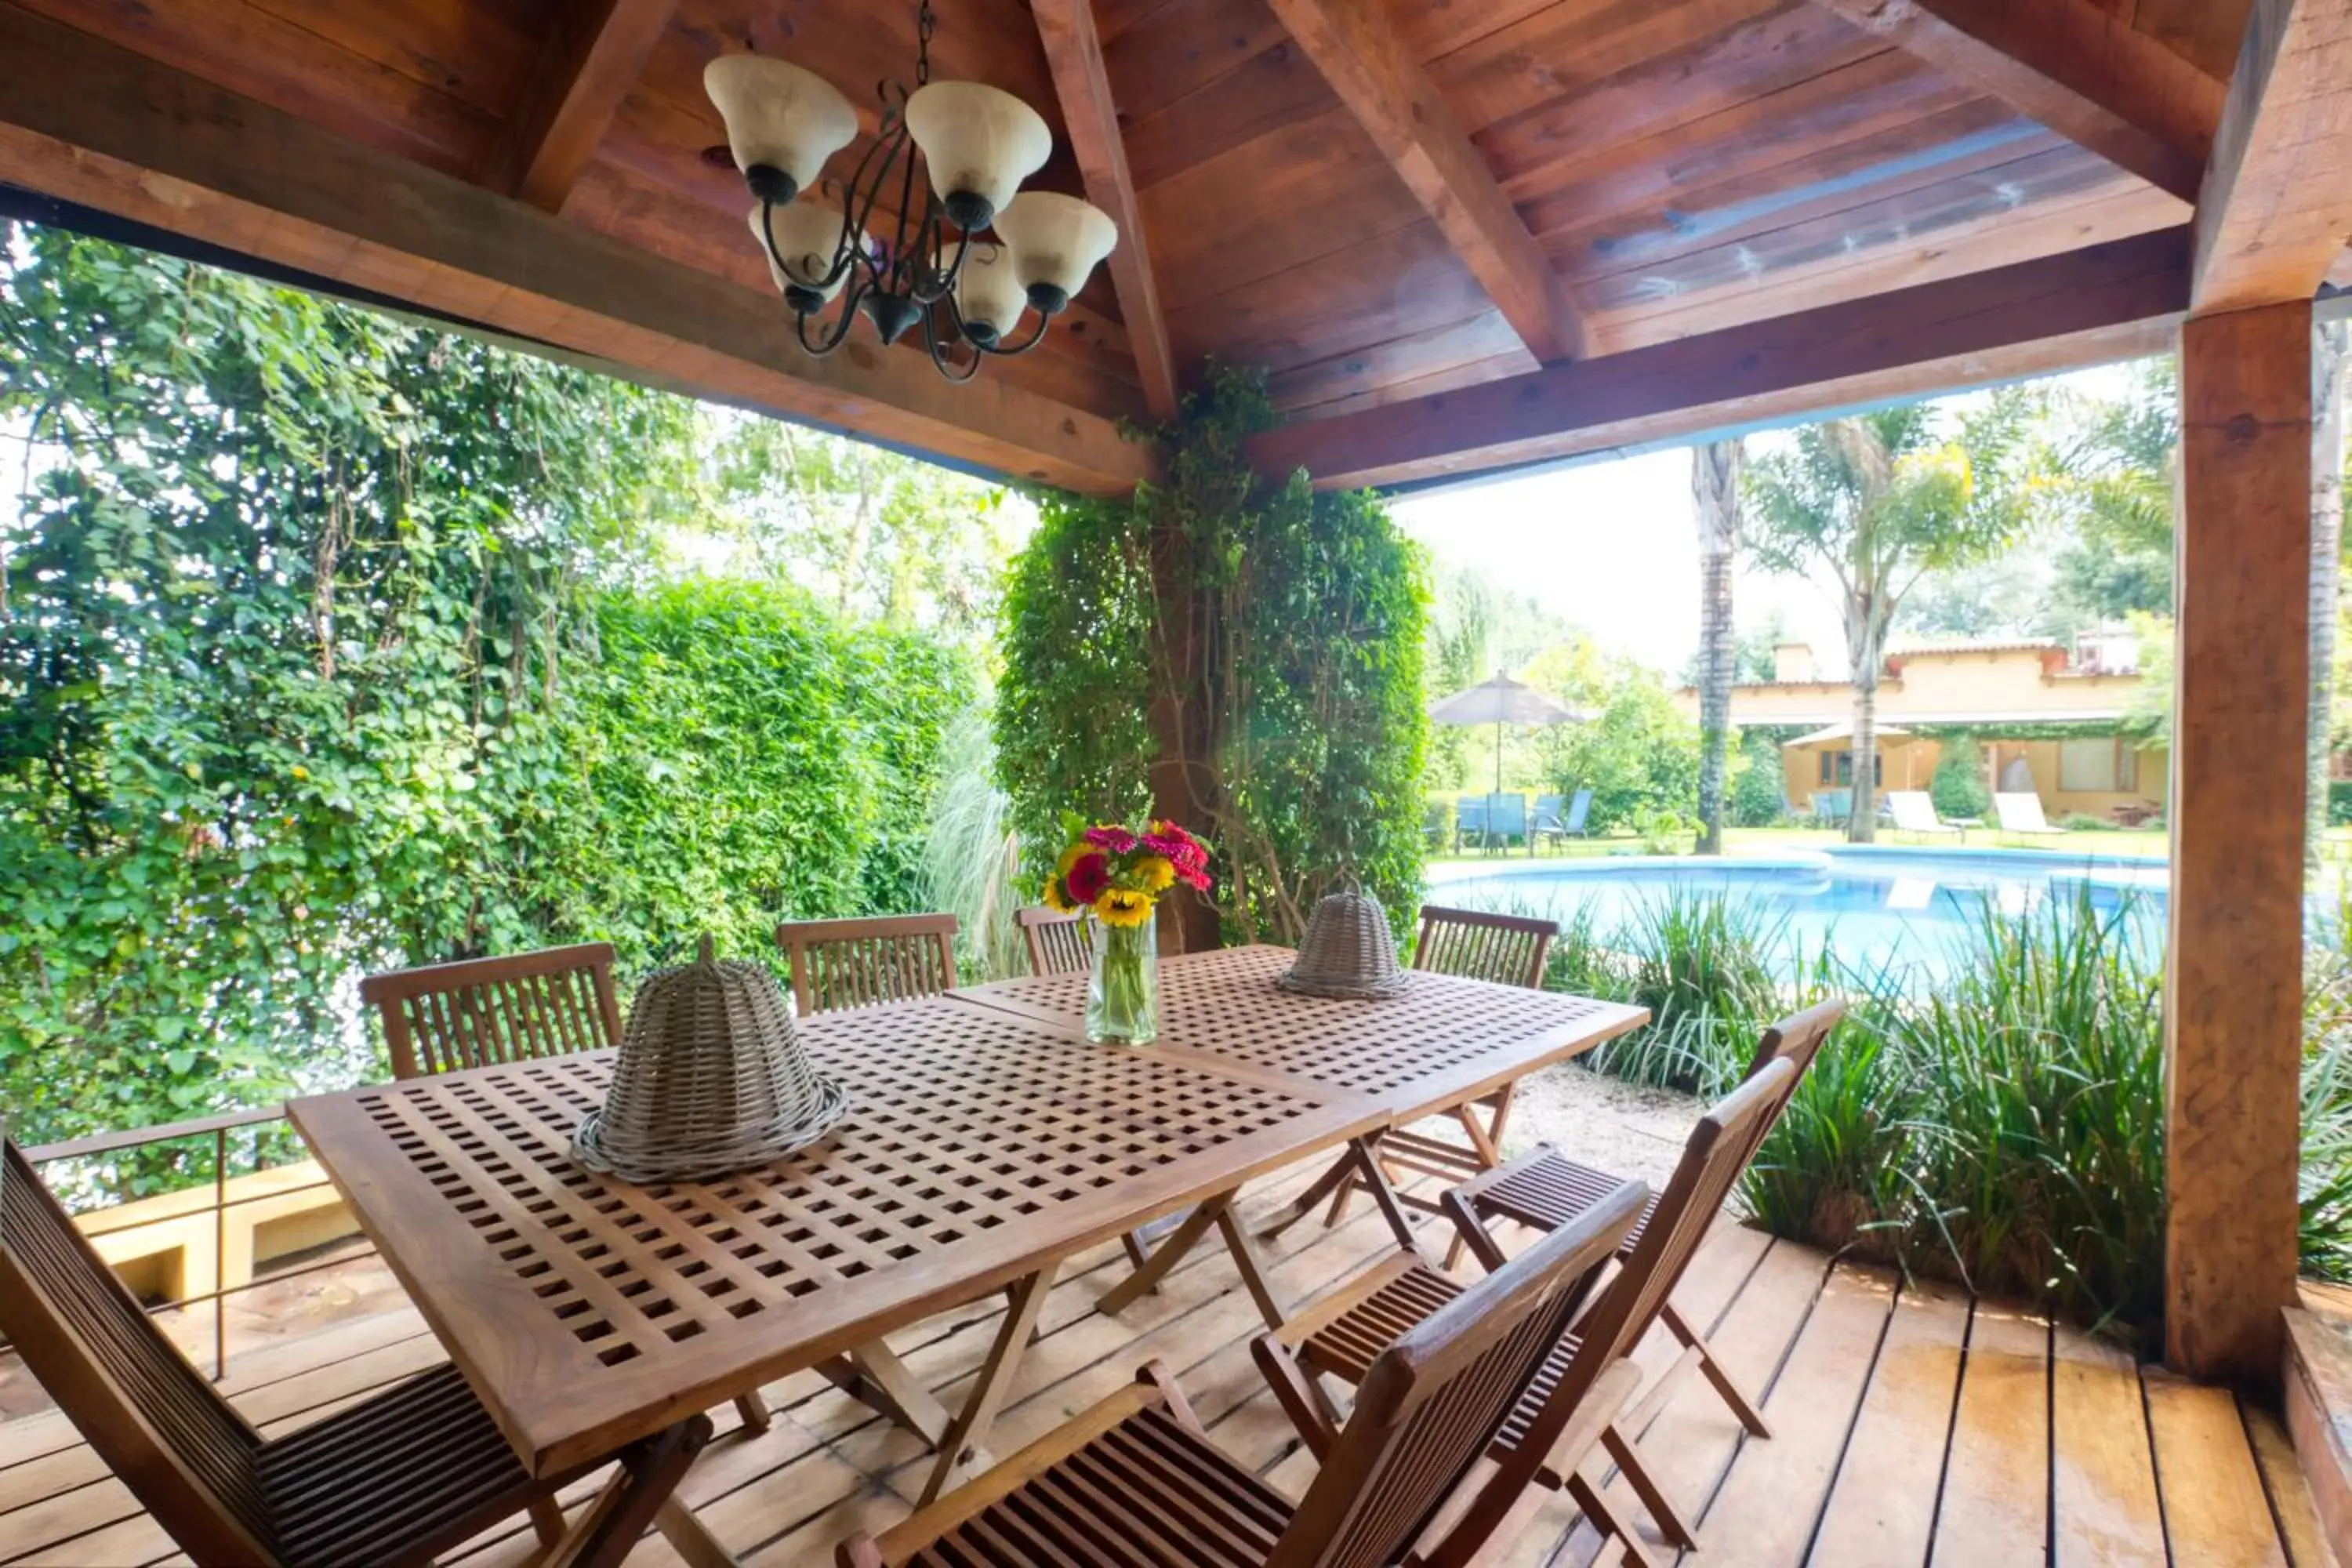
left=1414, top=905, right=1556, bottom=990
left=1730, top=999, right=1845, bottom=1171
left=360, top=942, right=623, bottom=1080
left=1267, top=1181, right=1646, bottom=1568
left=1508, top=1061, right=1793, bottom=1477
left=1015, top=906, right=1088, bottom=978
left=775, top=913, right=960, bottom=1016
left=0, top=1134, right=279, bottom=1566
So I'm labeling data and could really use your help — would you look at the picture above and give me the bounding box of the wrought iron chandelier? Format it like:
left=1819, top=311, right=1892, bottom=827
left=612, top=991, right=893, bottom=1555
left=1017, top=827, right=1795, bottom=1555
left=704, top=2, right=1118, bottom=382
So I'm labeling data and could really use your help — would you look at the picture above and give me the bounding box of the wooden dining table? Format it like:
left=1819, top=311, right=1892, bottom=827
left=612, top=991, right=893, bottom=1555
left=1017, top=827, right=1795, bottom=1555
left=286, top=946, right=1644, bottom=1564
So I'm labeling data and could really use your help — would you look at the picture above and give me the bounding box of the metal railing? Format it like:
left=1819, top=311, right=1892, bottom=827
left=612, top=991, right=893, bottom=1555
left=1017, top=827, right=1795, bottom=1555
left=14, top=1105, right=378, bottom=1382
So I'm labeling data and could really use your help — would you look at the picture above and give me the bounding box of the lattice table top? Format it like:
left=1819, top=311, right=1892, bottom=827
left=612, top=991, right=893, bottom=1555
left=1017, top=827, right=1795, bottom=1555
left=951, top=945, right=1649, bottom=1121
left=288, top=996, right=1382, bottom=1476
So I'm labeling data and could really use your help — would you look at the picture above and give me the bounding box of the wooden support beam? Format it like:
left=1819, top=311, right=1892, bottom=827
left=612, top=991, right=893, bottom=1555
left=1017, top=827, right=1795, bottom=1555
left=481, top=0, right=679, bottom=213
left=2194, top=0, right=2352, bottom=314
left=1261, top=0, right=1586, bottom=364
left=1032, top=0, right=1180, bottom=422
left=0, top=4, right=1150, bottom=495
left=2165, top=301, right=2312, bottom=1385
left=1814, top=0, right=2222, bottom=201
left=1248, top=227, right=2189, bottom=490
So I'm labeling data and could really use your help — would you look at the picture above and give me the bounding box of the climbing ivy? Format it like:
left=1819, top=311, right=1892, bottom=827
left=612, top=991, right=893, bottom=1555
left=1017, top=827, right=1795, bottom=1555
left=996, top=368, right=1430, bottom=942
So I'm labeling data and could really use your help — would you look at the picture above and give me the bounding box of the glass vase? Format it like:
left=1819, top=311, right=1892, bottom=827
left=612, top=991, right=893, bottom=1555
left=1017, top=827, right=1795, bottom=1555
left=1085, top=909, right=1160, bottom=1045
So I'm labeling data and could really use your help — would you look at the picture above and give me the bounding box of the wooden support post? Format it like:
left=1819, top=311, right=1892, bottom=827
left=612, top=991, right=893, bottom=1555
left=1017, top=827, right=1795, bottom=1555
left=2165, top=301, right=2314, bottom=1383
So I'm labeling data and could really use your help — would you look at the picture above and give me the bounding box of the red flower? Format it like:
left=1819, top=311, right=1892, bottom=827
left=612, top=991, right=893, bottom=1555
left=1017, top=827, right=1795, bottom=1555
left=1063, top=850, right=1111, bottom=906
left=1083, top=824, right=1138, bottom=853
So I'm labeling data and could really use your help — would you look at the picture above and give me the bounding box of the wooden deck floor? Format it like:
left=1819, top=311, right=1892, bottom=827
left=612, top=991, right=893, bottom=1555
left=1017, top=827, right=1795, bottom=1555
left=0, top=1159, right=2336, bottom=1568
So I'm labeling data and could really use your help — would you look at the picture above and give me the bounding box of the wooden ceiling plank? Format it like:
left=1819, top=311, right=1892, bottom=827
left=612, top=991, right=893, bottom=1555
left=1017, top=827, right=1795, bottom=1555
left=2193, top=0, right=2352, bottom=312
left=0, top=2, right=1150, bottom=493
left=1249, top=224, right=2190, bottom=488
left=1032, top=0, right=1181, bottom=419
left=1811, top=0, right=2223, bottom=201
left=483, top=0, right=679, bottom=212
left=1261, top=0, right=1588, bottom=361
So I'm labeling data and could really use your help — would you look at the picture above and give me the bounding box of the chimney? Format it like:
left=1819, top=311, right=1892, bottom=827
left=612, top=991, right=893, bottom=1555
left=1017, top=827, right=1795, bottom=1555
left=1773, top=641, right=1815, bottom=683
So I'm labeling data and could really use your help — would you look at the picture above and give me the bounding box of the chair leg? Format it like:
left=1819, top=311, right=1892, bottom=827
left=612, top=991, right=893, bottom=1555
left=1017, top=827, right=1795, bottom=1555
left=1567, top=1465, right=1668, bottom=1568
left=528, top=1496, right=568, bottom=1549
left=1663, top=1299, right=1772, bottom=1437
left=733, top=1389, right=771, bottom=1434
left=1601, top=1424, right=1700, bottom=1552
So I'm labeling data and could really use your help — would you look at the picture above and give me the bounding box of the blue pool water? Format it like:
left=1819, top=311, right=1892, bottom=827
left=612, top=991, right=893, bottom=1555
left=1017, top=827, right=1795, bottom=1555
left=1427, top=847, right=2170, bottom=980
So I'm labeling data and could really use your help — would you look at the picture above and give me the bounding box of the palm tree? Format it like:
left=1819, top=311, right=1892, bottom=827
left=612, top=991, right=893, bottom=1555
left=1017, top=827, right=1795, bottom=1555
left=1746, top=397, right=2038, bottom=842
left=1692, top=440, right=1743, bottom=854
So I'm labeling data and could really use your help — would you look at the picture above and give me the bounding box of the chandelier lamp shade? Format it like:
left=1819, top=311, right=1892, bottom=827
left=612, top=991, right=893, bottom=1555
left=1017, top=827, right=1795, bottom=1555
left=703, top=2, right=1118, bottom=381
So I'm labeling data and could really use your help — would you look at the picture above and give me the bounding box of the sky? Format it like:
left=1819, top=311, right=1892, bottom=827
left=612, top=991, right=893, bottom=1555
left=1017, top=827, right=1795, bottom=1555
left=1392, top=361, right=2149, bottom=680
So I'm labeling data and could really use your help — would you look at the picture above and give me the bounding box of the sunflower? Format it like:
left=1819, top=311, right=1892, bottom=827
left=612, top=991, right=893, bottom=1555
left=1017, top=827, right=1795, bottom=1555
left=1094, top=887, right=1154, bottom=928
left=1040, top=873, right=1074, bottom=914
left=1135, top=854, right=1177, bottom=893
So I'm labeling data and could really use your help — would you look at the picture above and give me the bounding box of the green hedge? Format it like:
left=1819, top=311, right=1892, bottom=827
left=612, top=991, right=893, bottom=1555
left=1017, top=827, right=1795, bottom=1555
left=2332, top=779, right=2352, bottom=826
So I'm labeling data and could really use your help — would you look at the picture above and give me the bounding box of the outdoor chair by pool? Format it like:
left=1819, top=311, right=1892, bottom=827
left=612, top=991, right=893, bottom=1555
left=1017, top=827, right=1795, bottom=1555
left=1311, top=906, right=1559, bottom=1263
left=1887, top=789, right=1967, bottom=842
left=1444, top=999, right=1842, bottom=1518
left=0, top=1130, right=709, bottom=1568
left=1994, top=790, right=2067, bottom=841
left=1457, top=791, right=1527, bottom=852
left=1014, top=904, right=1087, bottom=977
left=1812, top=787, right=1853, bottom=826
left=839, top=1181, right=1646, bottom=1568
left=361, top=942, right=775, bottom=1433
left=1534, top=787, right=1592, bottom=848
left=1254, top=1064, right=1793, bottom=1563
left=775, top=912, right=960, bottom=1016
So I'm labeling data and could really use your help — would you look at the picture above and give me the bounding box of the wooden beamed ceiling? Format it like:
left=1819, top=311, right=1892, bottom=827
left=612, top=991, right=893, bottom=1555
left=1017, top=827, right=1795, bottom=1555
left=0, top=0, right=2343, bottom=492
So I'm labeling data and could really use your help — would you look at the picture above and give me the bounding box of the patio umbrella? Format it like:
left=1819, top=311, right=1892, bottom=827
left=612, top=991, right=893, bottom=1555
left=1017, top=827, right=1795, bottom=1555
left=1784, top=720, right=1911, bottom=747
left=1428, top=670, right=1588, bottom=799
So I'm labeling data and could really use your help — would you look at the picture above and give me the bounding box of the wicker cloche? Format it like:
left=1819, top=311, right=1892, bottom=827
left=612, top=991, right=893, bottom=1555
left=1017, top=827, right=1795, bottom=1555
left=1278, top=882, right=1409, bottom=999
left=571, top=936, right=848, bottom=1184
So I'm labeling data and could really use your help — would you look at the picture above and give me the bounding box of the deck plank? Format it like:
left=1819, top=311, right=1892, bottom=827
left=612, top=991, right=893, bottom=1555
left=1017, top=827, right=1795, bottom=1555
left=2144, top=1368, right=2290, bottom=1568
left=1809, top=1276, right=1972, bottom=1568
left=2049, top=1322, right=2166, bottom=1567
left=2243, top=1402, right=2338, bottom=1568
left=1687, top=1261, right=1895, bottom=1563
left=1930, top=1300, right=2052, bottom=1567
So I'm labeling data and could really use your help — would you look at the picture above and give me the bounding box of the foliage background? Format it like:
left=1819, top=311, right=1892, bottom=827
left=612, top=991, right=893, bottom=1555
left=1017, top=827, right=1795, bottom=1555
left=0, top=224, right=968, bottom=1149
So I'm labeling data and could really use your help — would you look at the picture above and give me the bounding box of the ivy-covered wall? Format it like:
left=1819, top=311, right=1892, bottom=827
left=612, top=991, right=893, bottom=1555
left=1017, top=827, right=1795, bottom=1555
left=996, top=371, right=1431, bottom=943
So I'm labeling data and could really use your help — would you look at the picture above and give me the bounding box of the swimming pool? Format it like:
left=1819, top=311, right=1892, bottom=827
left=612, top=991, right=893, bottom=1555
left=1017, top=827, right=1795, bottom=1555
left=1426, top=847, right=2169, bottom=979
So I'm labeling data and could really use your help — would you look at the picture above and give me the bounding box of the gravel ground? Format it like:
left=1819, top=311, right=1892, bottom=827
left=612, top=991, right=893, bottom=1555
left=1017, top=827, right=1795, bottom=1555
left=1496, top=1062, right=1706, bottom=1192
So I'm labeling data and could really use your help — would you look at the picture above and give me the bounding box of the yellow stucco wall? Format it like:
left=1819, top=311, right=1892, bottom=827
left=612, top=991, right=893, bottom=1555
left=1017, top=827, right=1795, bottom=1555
left=1776, top=736, right=2167, bottom=819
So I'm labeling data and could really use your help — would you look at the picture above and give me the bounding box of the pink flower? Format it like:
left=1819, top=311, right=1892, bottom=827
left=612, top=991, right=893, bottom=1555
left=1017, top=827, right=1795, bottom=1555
left=1083, top=824, right=1138, bottom=854
left=1064, top=851, right=1112, bottom=906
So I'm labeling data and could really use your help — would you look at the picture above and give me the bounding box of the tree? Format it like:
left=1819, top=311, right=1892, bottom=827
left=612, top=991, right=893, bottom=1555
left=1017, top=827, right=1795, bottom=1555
left=1746, top=397, right=2039, bottom=841
left=2048, top=360, right=2177, bottom=627
left=1692, top=440, right=1742, bottom=854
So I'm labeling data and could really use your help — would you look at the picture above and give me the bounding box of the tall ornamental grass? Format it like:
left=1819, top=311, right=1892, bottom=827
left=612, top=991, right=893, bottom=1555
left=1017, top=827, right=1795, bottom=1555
left=1469, top=880, right=2352, bottom=1342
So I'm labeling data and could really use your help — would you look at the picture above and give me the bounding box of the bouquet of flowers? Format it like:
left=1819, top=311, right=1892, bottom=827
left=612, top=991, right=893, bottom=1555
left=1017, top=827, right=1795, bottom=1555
left=1041, top=818, right=1210, bottom=1044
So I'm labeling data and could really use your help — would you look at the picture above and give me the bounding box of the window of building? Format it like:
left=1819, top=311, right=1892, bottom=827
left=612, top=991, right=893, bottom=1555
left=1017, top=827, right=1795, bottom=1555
left=2059, top=737, right=2131, bottom=793
left=1817, top=750, right=1882, bottom=786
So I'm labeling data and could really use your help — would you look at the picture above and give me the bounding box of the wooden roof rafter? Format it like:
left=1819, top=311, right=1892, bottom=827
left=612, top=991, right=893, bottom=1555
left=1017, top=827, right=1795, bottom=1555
left=1810, top=0, right=2224, bottom=202
left=1261, top=0, right=1588, bottom=365
left=481, top=0, right=681, bottom=213
left=2192, top=0, right=2352, bottom=314
left=1032, top=0, right=1182, bottom=420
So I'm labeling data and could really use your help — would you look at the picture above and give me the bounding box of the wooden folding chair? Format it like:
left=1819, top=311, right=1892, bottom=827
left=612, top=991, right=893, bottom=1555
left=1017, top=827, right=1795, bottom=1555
left=1450, top=999, right=1844, bottom=1441
left=0, top=1129, right=707, bottom=1568
left=360, top=942, right=775, bottom=1436
left=361, top=942, right=625, bottom=1080
left=837, top=1178, right=1648, bottom=1568
left=1309, top=905, right=1559, bottom=1259
left=775, top=913, right=960, bottom=1015
left=1254, top=1061, right=1797, bottom=1563
left=1014, top=905, right=1088, bottom=976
